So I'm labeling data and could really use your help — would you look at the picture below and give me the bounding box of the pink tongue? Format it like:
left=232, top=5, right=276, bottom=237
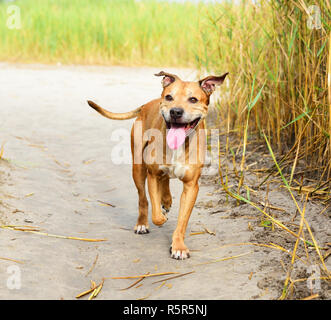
left=166, top=127, right=186, bottom=150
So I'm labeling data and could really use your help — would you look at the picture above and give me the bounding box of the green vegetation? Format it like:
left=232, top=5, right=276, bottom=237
left=0, top=0, right=210, bottom=66
left=196, top=0, right=330, bottom=189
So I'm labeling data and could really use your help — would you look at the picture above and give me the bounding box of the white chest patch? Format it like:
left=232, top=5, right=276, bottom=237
left=159, top=147, right=188, bottom=180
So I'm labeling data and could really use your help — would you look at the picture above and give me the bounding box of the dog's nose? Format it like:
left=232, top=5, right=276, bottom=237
left=170, top=107, right=184, bottom=119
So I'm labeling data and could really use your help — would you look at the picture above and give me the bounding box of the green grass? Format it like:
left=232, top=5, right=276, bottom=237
left=0, top=0, right=215, bottom=66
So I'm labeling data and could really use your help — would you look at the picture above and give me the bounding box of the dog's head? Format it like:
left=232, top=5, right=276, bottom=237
left=155, top=71, right=228, bottom=149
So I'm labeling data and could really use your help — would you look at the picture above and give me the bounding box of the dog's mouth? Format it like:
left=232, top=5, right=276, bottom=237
left=164, top=117, right=202, bottom=150
left=165, top=117, right=201, bottom=133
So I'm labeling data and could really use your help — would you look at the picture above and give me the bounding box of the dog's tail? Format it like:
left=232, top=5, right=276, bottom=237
left=87, top=100, right=141, bottom=120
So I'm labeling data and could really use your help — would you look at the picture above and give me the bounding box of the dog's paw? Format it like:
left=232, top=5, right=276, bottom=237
left=169, top=245, right=190, bottom=260
left=134, top=224, right=149, bottom=234
left=161, top=205, right=170, bottom=215
left=152, top=212, right=168, bottom=226
left=161, top=206, right=170, bottom=222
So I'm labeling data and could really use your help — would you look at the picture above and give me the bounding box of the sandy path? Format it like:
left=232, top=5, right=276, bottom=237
left=2, top=63, right=327, bottom=300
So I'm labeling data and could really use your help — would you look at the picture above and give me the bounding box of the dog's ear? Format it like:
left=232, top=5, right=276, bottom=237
left=199, top=72, right=229, bottom=95
left=155, top=71, right=180, bottom=88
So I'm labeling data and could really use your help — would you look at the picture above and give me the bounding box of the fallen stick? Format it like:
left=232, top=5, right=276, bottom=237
left=137, top=293, right=151, bottom=300
left=88, top=280, right=104, bottom=300
left=258, top=201, right=286, bottom=212
left=3, top=225, right=40, bottom=231
left=193, top=251, right=252, bottom=267
left=209, top=242, right=305, bottom=262
left=85, top=254, right=99, bottom=277
left=152, top=271, right=195, bottom=284
left=119, top=272, right=150, bottom=291
left=301, top=293, right=319, bottom=300
left=190, top=231, right=206, bottom=236
left=1, top=225, right=108, bottom=242
left=76, top=279, right=104, bottom=299
left=76, top=287, right=96, bottom=299
left=0, top=257, right=24, bottom=264
left=108, top=272, right=179, bottom=280
left=0, top=143, right=4, bottom=159
left=203, top=226, right=216, bottom=236
left=97, top=200, right=116, bottom=207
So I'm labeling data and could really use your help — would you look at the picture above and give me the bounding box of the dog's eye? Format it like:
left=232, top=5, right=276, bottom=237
left=189, top=97, right=198, bottom=103
left=165, top=95, right=174, bottom=101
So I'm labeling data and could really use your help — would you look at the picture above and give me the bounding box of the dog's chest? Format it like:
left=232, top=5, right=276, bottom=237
left=159, top=147, right=188, bottom=180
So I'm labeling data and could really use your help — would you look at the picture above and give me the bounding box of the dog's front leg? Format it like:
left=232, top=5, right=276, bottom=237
left=171, top=174, right=200, bottom=260
left=147, top=172, right=168, bottom=226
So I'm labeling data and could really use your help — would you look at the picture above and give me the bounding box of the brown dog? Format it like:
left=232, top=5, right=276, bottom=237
left=87, top=71, right=228, bottom=259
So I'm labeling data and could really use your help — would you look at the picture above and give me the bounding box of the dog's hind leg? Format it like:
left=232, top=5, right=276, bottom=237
left=132, top=163, right=149, bottom=234
left=131, top=121, right=150, bottom=234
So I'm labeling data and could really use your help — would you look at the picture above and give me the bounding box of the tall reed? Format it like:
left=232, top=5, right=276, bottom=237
left=202, top=0, right=331, bottom=297
left=197, top=0, right=330, bottom=189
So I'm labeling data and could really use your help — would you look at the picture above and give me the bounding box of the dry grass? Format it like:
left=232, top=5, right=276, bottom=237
left=204, top=2, right=331, bottom=294
left=1, top=225, right=108, bottom=242
left=197, top=0, right=330, bottom=191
